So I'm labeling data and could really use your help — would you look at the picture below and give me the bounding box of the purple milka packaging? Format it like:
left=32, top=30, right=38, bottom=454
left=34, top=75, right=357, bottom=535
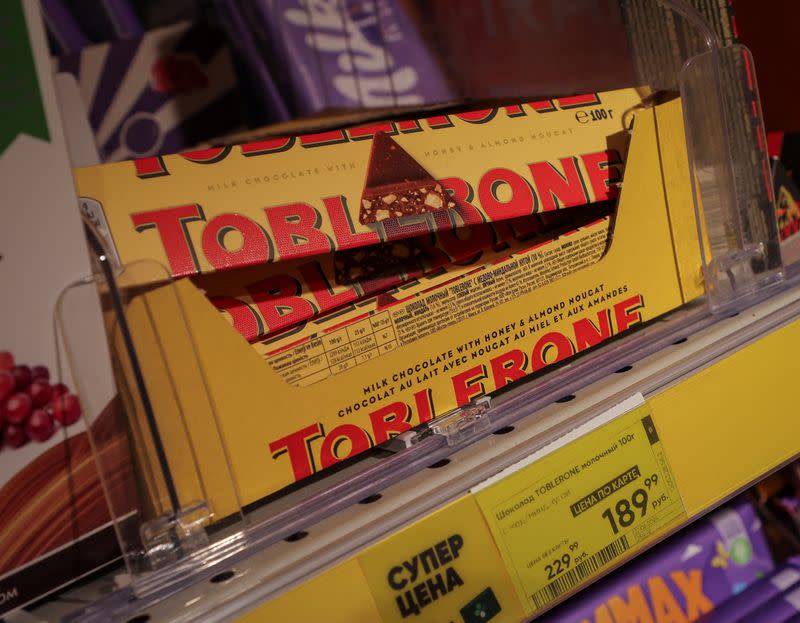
left=57, top=21, right=246, bottom=161
left=210, top=0, right=291, bottom=124
left=742, top=584, right=800, bottom=623
left=67, top=0, right=143, bottom=41
left=540, top=499, right=774, bottom=623
left=251, top=0, right=454, bottom=115
left=41, top=0, right=89, bottom=55
left=697, top=563, right=800, bottom=623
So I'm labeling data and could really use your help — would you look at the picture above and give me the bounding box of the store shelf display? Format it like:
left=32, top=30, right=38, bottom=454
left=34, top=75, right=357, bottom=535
left=9, top=0, right=799, bottom=621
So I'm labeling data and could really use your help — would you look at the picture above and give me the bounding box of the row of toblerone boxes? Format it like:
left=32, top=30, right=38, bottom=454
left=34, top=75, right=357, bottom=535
left=73, top=86, right=705, bottom=516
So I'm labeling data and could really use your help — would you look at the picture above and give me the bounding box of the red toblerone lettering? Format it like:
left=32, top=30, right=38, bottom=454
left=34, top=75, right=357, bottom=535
left=134, top=100, right=606, bottom=183
left=130, top=204, right=204, bottom=277
left=209, top=262, right=364, bottom=344
left=347, top=122, right=394, bottom=141
left=452, top=365, right=488, bottom=406
left=490, top=349, right=528, bottom=389
left=395, top=119, right=422, bottom=133
left=270, top=295, right=646, bottom=483
left=299, top=129, right=348, bottom=147
left=269, top=423, right=325, bottom=481
left=529, top=157, right=590, bottom=211
left=503, top=104, right=527, bottom=117
left=424, top=115, right=454, bottom=129
left=271, top=389, right=435, bottom=481
left=240, top=136, right=295, bottom=156
left=531, top=332, right=576, bottom=371
left=265, top=203, right=333, bottom=261
left=614, top=294, right=644, bottom=332
left=180, top=147, right=231, bottom=164
left=246, top=274, right=317, bottom=334
left=130, top=148, right=618, bottom=277
left=130, top=92, right=607, bottom=179
left=455, top=108, right=497, bottom=124
left=133, top=148, right=232, bottom=178
left=573, top=311, right=613, bottom=350
left=557, top=93, right=601, bottom=108
left=319, top=424, right=373, bottom=468
left=414, top=389, right=435, bottom=423
left=449, top=295, right=645, bottom=403
left=201, top=213, right=272, bottom=271
left=136, top=105, right=597, bottom=180
left=529, top=98, right=557, bottom=113
left=133, top=155, right=169, bottom=179
left=478, top=168, right=538, bottom=221
left=581, top=149, right=623, bottom=202
left=323, top=196, right=381, bottom=249
left=369, top=402, right=412, bottom=444
left=439, top=177, right=484, bottom=227
left=210, top=295, right=262, bottom=342
left=297, top=262, right=359, bottom=311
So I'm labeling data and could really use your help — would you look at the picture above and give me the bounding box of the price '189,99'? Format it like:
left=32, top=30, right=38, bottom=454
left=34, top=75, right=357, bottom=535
left=601, top=488, right=648, bottom=534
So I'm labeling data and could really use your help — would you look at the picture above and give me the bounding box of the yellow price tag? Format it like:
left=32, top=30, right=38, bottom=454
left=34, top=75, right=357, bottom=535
left=473, top=395, right=686, bottom=616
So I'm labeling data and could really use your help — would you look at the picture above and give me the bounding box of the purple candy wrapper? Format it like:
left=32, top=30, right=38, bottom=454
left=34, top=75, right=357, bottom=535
left=41, top=0, right=89, bottom=55
left=57, top=21, right=245, bottom=161
left=540, top=499, right=774, bottom=623
left=210, top=0, right=291, bottom=123
left=236, top=0, right=297, bottom=111
left=698, top=563, right=800, bottom=623
left=743, top=585, right=800, bottom=623
left=67, top=0, right=143, bottom=41
left=252, top=0, right=454, bottom=115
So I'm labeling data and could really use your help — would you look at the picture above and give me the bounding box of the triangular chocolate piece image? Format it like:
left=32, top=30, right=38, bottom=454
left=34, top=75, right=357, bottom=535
left=359, top=132, right=453, bottom=224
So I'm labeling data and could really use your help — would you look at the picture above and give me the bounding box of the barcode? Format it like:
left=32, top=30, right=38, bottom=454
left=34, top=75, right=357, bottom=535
left=531, top=535, right=630, bottom=610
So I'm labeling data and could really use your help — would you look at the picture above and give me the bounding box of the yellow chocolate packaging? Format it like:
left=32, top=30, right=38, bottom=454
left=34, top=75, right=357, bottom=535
left=73, top=91, right=703, bottom=520
left=74, top=89, right=639, bottom=282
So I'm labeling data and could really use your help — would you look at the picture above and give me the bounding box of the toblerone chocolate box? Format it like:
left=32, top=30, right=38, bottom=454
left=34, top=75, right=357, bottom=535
left=72, top=88, right=641, bottom=284
left=73, top=90, right=705, bottom=521
left=249, top=209, right=614, bottom=391
left=195, top=206, right=609, bottom=344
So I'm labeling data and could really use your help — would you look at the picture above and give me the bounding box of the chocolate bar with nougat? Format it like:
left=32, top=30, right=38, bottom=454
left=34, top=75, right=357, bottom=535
left=359, top=132, right=453, bottom=224
left=334, top=237, right=428, bottom=285
left=72, top=88, right=641, bottom=281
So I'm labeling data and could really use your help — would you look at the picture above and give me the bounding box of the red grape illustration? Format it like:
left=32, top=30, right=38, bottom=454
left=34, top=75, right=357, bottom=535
left=0, top=352, right=82, bottom=450
left=0, top=351, right=14, bottom=371
left=3, top=422, right=27, bottom=448
left=11, top=366, right=31, bottom=390
left=51, top=382, right=69, bottom=398
left=0, top=371, right=14, bottom=403
left=31, top=365, right=50, bottom=382
left=28, top=380, right=52, bottom=407
left=5, top=394, right=32, bottom=425
left=51, top=394, right=81, bottom=426
left=26, top=409, right=55, bottom=442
